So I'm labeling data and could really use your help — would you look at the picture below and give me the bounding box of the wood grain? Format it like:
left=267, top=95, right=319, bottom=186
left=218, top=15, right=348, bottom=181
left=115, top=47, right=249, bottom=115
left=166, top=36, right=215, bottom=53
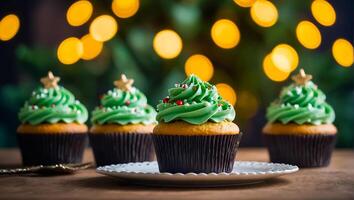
left=0, top=148, right=353, bottom=200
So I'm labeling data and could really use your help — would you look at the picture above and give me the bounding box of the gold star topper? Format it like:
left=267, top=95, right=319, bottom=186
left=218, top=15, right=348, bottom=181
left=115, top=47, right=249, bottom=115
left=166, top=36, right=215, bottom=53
left=291, top=68, right=312, bottom=85
left=114, top=74, right=134, bottom=91
left=40, top=71, right=60, bottom=88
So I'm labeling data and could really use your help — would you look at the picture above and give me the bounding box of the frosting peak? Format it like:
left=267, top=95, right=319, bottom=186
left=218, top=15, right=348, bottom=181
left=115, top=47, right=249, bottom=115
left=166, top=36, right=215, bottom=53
left=91, top=74, right=156, bottom=125
left=156, top=75, right=235, bottom=125
left=18, top=72, right=88, bottom=125
left=266, top=69, right=335, bottom=125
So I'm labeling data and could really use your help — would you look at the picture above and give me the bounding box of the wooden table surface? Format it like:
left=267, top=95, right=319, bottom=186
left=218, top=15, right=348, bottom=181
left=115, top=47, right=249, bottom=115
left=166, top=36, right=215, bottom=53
left=0, top=148, right=353, bottom=200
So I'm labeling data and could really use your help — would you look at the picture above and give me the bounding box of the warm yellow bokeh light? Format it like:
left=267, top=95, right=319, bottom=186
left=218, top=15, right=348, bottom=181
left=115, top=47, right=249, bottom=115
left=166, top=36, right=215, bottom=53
left=66, top=0, right=93, bottom=26
left=332, top=39, right=353, bottom=67
left=112, top=0, right=139, bottom=19
left=311, top=0, right=336, bottom=27
left=57, top=37, right=83, bottom=65
left=0, top=14, right=20, bottom=41
left=216, top=83, right=237, bottom=106
left=250, top=0, right=278, bottom=27
left=263, top=54, right=290, bottom=82
left=271, top=44, right=299, bottom=72
left=153, top=29, right=183, bottom=59
left=296, top=20, right=321, bottom=49
left=80, top=34, right=103, bottom=60
left=211, top=19, right=240, bottom=49
left=89, top=15, right=118, bottom=42
left=185, top=54, right=214, bottom=81
left=233, top=0, right=256, bottom=8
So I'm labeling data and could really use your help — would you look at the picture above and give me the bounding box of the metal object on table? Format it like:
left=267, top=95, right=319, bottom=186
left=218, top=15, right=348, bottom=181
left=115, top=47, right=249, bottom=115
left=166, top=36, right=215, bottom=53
left=0, top=162, right=92, bottom=175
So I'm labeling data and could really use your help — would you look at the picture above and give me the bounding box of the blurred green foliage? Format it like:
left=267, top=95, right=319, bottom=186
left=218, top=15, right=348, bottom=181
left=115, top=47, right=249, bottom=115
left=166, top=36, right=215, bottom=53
left=0, top=0, right=353, bottom=147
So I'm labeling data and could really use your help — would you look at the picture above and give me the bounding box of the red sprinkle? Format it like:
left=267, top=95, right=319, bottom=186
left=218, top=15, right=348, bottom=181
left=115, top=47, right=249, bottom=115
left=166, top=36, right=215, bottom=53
left=176, top=100, right=183, bottom=105
left=99, top=94, right=104, bottom=99
left=125, top=100, right=131, bottom=106
left=163, top=97, right=170, bottom=103
left=182, top=84, right=188, bottom=89
left=31, top=105, right=35, bottom=109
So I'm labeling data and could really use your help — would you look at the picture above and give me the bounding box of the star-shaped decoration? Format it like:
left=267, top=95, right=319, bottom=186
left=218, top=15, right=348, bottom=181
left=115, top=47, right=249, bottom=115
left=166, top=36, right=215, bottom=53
left=114, top=74, right=134, bottom=91
left=40, top=71, right=60, bottom=88
left=291, top=68, right=312, bottom=85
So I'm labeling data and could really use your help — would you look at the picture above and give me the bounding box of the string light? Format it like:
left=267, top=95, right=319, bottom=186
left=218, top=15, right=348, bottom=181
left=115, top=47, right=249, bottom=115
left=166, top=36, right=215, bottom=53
left=216, top=83, right=237, bottom=106
left=250, top=0, right=278, bottom=27
left=332, top=39, right=353, bottom=67
left=80, top=34, right=103, bottom=60
left=153, top=29, right=182, bottom=59
left=211, top=19, right=240, bottom=49
left=112, top=0, right=139, bottom=19
left=57, top=37, right=83, bottom=65
left=0, top=14, right=20, bottom=41
left=185, top=54, right=214, bottom=81
left=296, top=20, right=321, bottom=49
left=66, top=0, right=93, bottom=27
left=263, top=54, right=290, bottom=82
left=271, top=44, right=299, bottom=72
left=311, top=0, right=336, bottom=27
left=233, top=0, right=256, bottom=8
left=89, top=15, right=118, bottom=42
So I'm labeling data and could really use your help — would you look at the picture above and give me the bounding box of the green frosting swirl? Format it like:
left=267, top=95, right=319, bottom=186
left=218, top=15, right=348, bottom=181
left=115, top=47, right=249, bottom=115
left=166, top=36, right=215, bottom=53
left=266, top=81, right=335, bottom=125
left=19, top=86, right=88, bottom=125
left=156, top=75, right=235, bottom=125
left=91, top=87, right=156, bottom=125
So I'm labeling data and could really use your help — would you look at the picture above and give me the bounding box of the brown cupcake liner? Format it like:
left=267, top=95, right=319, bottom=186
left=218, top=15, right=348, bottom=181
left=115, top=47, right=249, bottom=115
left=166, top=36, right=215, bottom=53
left=152, top=133, right=242, bottom=173
left=89, top=133, right=154, bottom=166
left=17, top=133, right=87, bottom=166
left=263, top=134, right=336, bottom=168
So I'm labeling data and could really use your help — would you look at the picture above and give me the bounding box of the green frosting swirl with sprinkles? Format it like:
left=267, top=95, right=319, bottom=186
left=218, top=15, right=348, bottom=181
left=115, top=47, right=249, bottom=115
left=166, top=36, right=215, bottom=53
left=266, top=69, right=335, bottom=125
left=18, top=72, right=88, bottom=125
left=91, top=75, right=156, bottom=125
left=156, top=75, right=235, bottom=125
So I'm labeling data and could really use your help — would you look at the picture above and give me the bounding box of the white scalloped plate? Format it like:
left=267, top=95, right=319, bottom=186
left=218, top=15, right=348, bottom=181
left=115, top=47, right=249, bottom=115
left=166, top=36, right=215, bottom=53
left=96, top=161, right=299, bottom=187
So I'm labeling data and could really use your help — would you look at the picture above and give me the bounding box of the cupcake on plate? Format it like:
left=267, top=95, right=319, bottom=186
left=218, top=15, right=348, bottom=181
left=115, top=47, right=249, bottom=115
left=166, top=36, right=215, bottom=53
left=90, top=74, right=156, bottom=166
left=17, top=71, right=88, bottom=166
left=153, top=75, right=240, bottom=173
left=263, top=69, right=337, bottom=167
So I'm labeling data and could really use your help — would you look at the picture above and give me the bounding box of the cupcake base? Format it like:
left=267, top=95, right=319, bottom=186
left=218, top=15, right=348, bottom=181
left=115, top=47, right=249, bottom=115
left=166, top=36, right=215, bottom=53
left=153, top=134, right=242, bottom=173
left=17, top=133, right=87, bottom=166
left=264, top=134, right=336, bottom=167
left=89, top=133, right=154, bottom=166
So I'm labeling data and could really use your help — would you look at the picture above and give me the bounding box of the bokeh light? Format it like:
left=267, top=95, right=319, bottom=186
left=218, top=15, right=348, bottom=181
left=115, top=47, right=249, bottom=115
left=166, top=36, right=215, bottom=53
left=250, top=0, right=278, bottom=27
left=271, top=44, right=299, bottom=72
left=216, top=83, right=237, bottom=106
left=57, top=37, right=83, bottom=65
left=66, top=0, right=93, bottom=27
left=311, top=0, right=336, bottom=27
left=89, top=15, right=118, bottom=42
left=153, top=29, right=182, bottom=59
left=211, top=19, right=240, bottom=49
left=296, top=20, right=321, bottom=49
left=332, top=39, right=353, bottom=67
left=263, top=54, right=290, bottom=82
left=80, top=34, right=103, bottom=60
left=112, top=0, right=139, bottom=19
left=236, top=91, right=259, bottom=119
left=185, top=54, right=214, bottom=81
left=233, top=0, right=256, bottom=8
left=0, top=14, right=20, bottom=41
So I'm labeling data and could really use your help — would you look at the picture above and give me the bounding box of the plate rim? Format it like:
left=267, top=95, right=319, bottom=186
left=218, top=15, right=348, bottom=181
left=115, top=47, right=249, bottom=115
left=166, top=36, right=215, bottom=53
left=96, top=161, right=299, bottom=177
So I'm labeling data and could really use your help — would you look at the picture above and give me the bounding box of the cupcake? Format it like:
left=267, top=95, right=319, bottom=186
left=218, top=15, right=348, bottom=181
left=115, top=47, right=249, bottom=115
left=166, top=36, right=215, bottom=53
left=17, top=71, right=88, bottom=166
left=90, top=74, right=156, bottom=166
left=153, top=75, right=240, bottom=173
left=263, top=69, right=337, bottom=167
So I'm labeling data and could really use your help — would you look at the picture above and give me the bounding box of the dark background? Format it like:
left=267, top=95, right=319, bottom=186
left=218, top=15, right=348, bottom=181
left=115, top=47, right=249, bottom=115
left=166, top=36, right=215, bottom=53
left=0, top=0, right=353, bottom=147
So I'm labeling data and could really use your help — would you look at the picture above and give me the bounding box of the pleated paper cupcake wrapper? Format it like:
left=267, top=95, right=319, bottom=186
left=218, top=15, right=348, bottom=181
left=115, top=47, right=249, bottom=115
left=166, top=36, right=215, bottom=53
left=89, top=133, right=154, bottom=167
left=17, top=133, right=87, bottom=166
left=263, top=134, right=336, bottom=168
left=152, top=133, right=242, bottom=174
